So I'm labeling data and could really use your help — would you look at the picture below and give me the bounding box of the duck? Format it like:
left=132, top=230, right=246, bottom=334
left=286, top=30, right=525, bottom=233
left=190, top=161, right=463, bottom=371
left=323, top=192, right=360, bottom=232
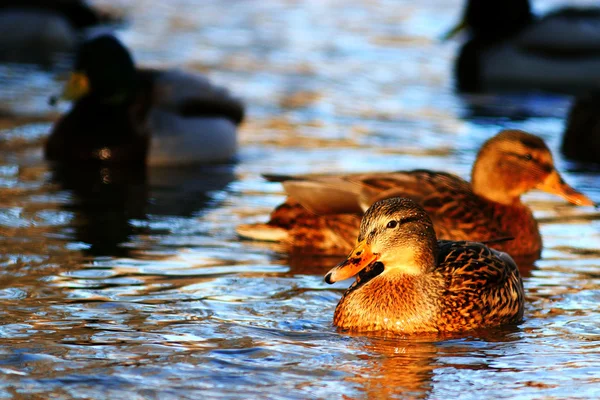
left=0, top=0, right=120, bottom=66
left=45, top=34, right=245, bottom=166
left=237, top=129, right=595, bottom=260
left=324, top=197, right=525, bottom=334
left=561, top=91, right=600, bottom=164
left=445, top=0, right=600, bottom=94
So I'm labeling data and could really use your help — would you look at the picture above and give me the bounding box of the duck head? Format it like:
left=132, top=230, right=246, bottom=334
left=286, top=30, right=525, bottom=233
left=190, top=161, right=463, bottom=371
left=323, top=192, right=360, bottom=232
left=444, top=0, right=533, bottom=41
left=61, top=34, right=136, bottom=103
left=325, top=198, right=438, bottom=284
left=471, top=129, right=594, bottom=206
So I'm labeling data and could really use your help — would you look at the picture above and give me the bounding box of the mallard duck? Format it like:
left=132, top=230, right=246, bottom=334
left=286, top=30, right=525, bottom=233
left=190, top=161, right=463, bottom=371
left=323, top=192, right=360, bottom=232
left=237, top=130, right=594, bottom=260
left=446, top=0, right=600, bottom=93
left=45, top=34, right=244, bottom=166
left=324, top=197, right=525, bottom=334
left=0, top=0, right=119, bottom=66
left=561, top=91, right=600, bottom=164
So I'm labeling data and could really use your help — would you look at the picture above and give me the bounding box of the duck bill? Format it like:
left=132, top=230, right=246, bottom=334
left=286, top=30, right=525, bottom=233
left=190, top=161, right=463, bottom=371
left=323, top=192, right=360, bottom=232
left=536, top=170, right=594, bottom=206
left=61, top=71, right=90, bottom=101
left=441, top=18, right=467, bottom=40
left=324, top=240, right=378, bottom=284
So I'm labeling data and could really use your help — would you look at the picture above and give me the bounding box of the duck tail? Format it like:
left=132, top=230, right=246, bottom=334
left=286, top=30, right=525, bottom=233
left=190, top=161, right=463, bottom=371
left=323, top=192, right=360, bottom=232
left=262, top=173, right=298, bottom=182
left=480, top=236, right=515, bottom=245
left=237, top=223, right=289, bottom=242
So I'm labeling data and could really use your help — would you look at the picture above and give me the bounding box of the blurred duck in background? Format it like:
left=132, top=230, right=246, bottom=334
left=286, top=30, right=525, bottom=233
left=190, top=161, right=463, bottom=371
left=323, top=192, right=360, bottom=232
left=445, top=0, right=600, bottom=94
left=238, top=130, right=595, bottom=262
left=0, top=0, right=120, bottom=66
left=562, top=91, right=600, bottom=164
left=45, top=34, right=245, bottom=166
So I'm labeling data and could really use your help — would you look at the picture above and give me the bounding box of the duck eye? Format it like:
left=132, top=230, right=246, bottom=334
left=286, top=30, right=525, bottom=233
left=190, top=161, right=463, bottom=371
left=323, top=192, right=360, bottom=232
left=386, top=220, right=398, bottom=229
left=524, top=153, right=533, bottom=161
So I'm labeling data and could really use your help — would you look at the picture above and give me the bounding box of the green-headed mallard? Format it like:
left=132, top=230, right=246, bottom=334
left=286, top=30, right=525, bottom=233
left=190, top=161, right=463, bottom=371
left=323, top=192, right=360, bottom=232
left=324, top=197, right=525, bottom=334
left=446, top=0, right=600, bottom=93
left=237, top=129, right=594, bottom=260
left=45, top=34, right=244, bottom=166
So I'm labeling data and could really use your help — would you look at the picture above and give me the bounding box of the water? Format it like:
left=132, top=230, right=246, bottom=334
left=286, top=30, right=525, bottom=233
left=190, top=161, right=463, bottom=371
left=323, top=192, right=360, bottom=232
left=0, top=0, right=599, bottom=398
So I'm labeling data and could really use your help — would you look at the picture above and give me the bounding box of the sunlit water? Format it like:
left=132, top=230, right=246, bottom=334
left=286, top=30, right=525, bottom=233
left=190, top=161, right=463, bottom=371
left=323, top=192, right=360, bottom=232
left=0, top=0, right=599, bottom=398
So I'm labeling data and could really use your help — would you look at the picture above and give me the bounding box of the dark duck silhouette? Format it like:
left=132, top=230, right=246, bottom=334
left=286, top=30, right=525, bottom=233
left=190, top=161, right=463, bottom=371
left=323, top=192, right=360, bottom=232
left=46, top=34, right=245, bottom=166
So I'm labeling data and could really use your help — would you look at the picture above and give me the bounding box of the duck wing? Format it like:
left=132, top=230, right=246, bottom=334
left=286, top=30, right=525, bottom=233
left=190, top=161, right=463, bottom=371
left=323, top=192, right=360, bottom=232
left=264, top=170, right=465, bottom=215
left=435, top=240, right=524, bottom=329
left=261, top=172, right=383, bottom=215
left=269, top=170, right=512, bottom=241
left=148, top=69, right=245, bottom=124
left=365, top=170, right=512, bottom=242
left=242, top=170, right=514, bottom=255
left=357, top=170, right=471, bottom=207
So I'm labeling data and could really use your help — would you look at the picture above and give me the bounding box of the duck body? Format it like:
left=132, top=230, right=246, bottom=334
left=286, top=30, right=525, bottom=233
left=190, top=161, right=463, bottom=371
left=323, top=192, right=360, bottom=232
left=453, top=1, right=600, bottom=93
left=242, top=171, right=541, bottom=259
left=461, top=41, right=600, bottom=94
left=325, top=198, right=524, bottom=334
left=45, top=35, right=244, bottom=166
left=0, top=0, right=118, bottom=66
left=561, top=91, right=600, bottom=164
left=145, top=69, right=241, bottom=166
left=46, top=93, right=149, bottom=164
left=238, top=130, right=593, bottom=260
left=366, top=171, right=543, bottom=259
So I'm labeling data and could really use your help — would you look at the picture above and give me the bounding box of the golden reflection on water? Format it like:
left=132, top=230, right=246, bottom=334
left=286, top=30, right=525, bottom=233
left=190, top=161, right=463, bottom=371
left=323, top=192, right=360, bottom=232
left=345, top=336, right=438, bottom=398
left=337, top=327, right=523, bottom=399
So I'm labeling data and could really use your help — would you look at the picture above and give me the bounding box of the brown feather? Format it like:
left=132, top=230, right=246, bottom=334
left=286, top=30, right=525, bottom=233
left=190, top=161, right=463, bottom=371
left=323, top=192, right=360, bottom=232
left=329, top=199, right=525, bottom=334
left=238, top=130, right=592, bottom=261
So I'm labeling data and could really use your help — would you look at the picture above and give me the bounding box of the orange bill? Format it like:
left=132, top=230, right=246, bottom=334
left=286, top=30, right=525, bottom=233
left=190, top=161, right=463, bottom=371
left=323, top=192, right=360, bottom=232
left=62, top=71, right=90, bottom=101
left=324, top=239, right=378, bottom=284
left=441, top=17, right=467, bottom=41
left=536, top=170, right=595, bottom=206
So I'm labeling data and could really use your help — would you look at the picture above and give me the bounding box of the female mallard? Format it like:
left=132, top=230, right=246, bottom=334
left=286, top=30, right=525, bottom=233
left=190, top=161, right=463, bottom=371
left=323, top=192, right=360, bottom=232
left=45, top=34, right=244, bottom=166
left=324, top=197, right=525, bottom=334
left=561, top=91, right=600, bottom=164
left=0, top=0, right=119, bottom=66
left=237, top=130, right=594, bottom=260
left=446, top=0, right=600, bottom=93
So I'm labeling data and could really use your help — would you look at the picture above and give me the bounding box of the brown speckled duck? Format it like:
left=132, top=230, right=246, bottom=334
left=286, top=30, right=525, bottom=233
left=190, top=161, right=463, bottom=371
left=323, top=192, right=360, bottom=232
left=325, top=197, right=525, bottom=334
left=237, top=130, right=594, bottom=260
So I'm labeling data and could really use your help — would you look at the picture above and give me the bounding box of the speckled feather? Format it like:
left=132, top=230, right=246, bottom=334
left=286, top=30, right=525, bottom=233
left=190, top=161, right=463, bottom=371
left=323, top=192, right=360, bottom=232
left=266, top=197, right=360, bottom=254
left=333, top=242, right=524, bottom=333
left=330, top=198, right=525, bottom=334
left=260, top=170, right=540, bottom=258
left=434, top=240, right=524, bottom=331
left=238, top=130, right=595, bottom=260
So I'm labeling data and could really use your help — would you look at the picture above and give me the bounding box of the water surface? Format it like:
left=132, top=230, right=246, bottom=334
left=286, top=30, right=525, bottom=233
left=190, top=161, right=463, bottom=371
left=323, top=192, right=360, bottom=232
left=0, top=0, right=599, bottom=398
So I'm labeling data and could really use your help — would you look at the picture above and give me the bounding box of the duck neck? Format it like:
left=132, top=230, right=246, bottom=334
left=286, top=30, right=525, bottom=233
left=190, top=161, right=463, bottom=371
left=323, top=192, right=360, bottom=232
left=87, top=69, right=139, bottom=107
left=471, top=158, right=522, bottom=206
left=378, top=246, right=438, bottom=276
left=334, top=271, right=444, bottom=333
